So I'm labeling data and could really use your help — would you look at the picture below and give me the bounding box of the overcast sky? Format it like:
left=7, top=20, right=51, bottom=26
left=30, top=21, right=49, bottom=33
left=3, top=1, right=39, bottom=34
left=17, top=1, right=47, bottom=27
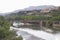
left=0, top=0, right=60, bottom=13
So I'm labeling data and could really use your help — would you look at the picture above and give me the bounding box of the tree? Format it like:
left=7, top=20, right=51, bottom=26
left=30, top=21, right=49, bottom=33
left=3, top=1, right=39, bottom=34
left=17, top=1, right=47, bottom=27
left=0, top=16, right=23, bottom=40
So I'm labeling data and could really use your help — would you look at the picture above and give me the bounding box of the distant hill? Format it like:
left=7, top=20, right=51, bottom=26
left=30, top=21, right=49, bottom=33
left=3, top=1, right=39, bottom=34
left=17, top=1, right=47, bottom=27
left=12, top=5, right=57, bottom=12
left=22, top=5, right=56, bottom=11
left=4, top=5, right=59, bottom=19
left=0, top=5, right=59, bottom=16
left=7, top=5, right=58, bottom=15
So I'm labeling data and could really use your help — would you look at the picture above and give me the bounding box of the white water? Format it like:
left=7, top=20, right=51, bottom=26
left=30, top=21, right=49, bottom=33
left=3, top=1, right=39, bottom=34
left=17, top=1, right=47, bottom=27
left=18, top=28, right=54, bottom=40
left=55, top=33, right=60, bottom=40
left=10, top=27, right=60, bottom=40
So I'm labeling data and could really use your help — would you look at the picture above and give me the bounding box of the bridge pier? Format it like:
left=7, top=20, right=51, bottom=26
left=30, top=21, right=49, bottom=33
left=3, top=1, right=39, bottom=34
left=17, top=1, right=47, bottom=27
left=39, top=20, right=43, bottom=30
left=39, top=20, right=49, bottom=30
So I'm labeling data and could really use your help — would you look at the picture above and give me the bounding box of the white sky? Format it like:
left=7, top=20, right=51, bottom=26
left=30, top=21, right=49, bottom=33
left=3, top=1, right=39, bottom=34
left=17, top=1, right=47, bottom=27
left=0, top=0, right=60, bottom=13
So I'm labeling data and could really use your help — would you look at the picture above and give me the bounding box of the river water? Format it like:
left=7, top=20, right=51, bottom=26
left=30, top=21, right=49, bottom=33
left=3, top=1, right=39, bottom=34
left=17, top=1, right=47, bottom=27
left=10, top=27, right=60, bottom=40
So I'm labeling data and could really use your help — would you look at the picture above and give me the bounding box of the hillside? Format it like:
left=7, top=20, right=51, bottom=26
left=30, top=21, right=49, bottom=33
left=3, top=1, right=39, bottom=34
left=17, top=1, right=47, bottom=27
left=5, top=5, right=59, bottom=16
left=5, top=5, right=59, bottom=20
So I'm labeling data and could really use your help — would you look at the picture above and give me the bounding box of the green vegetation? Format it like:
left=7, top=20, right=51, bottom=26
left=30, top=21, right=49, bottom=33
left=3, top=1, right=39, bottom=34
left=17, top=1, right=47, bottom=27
left=0, top=16, right=23, bottom=40
left=6, top=15, right=51, bottom=20
left=6, top=10, right=60, bottom=21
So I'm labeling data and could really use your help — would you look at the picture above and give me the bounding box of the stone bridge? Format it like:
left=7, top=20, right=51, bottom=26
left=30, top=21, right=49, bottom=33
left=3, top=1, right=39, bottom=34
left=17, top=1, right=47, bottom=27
left=22, top=20, right=48, bottom=27
left=10, top=20, right=49, bottom=29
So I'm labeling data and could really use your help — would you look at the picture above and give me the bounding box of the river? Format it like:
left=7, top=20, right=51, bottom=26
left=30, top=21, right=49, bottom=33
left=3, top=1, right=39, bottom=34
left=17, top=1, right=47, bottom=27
left=10, top=27, right=60, bottom=40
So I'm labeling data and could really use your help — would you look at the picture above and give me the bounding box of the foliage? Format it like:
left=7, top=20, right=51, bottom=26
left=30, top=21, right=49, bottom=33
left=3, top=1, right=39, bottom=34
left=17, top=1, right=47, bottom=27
left=0, top=16, right=23, bottom=40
